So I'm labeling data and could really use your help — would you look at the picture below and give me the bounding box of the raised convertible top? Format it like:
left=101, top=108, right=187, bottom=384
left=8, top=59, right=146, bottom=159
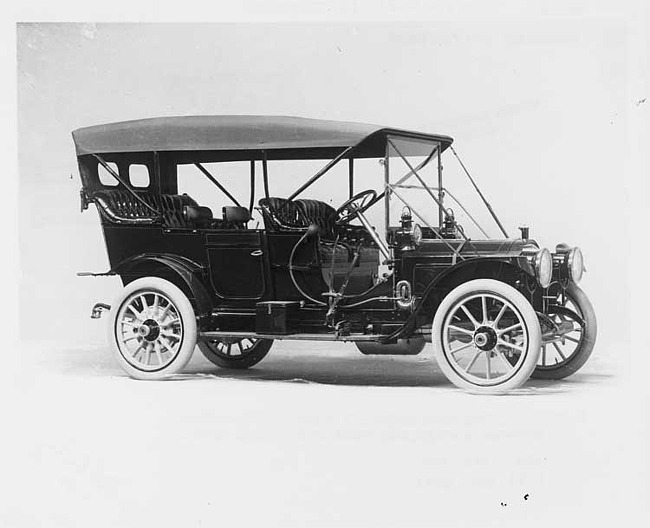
left=72, top=115, right=453, bottom=159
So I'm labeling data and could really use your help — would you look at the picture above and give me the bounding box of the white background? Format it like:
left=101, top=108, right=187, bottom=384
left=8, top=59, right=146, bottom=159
left=2, top=2, right=649, bottom=527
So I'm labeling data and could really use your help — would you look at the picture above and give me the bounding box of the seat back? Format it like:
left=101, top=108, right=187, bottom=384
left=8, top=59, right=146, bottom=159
left=158, top=193, right=200, bottom=227
left=258, top=197, right=305, bottom=231
left=222, top=206, right=251, bottom=224
left=294, top=199, right=337, bottom=240
left=93, top=189, right=198, bottom=227
left=222, top=206, right=251, bottom=229
left=258, top=197, right=340, bottom=239
left=183, top=205, right=214, bottom=228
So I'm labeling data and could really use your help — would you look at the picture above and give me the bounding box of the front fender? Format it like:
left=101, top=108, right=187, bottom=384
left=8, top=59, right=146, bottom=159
left=382, top=257, right=532, bottom=342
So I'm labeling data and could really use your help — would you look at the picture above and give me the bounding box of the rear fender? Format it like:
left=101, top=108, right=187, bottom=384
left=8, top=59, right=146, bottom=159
left=111, top=253, right=213, bottom=317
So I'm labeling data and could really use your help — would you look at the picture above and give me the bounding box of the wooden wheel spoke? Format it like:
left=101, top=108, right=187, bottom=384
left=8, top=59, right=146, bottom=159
left=154, top=341, right=164, bottom=365
left=498, top=322, right=522, bottom=336
left=460, top=305, right=480, bottom=328
left=481, top=296, right=488, bottom=324
left=140, top=295, right=149, bottom=314
left=448, top=325, right=474, bottom=336
left=496, top=351, right=514, bottom=371
left=450, top=342, right=474, bottom=355
left=497, top=339, right=524, bottom=353
left=159, top=303, right=172, bottom=320
left=127, top=305, right=142, bottom=320
left=493, top=303, right=508, bottom=326
left=160, top=336, right=175, bottom=353
left=143, top=344, right=152, bottom=365
left=552, top=342, right=567, bottom=361
left=131, top=342, right=145, bottom=358
left=464, top=349, right=482, bottom=373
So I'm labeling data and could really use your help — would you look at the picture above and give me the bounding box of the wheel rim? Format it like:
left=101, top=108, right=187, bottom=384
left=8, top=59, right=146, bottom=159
left=537, top=292, right=584, bottom=369
left=204, top=338, right=262, bottom=359
left=442, top=292, right=531, bottom=386
left=115, top=290, right=184, bottom=372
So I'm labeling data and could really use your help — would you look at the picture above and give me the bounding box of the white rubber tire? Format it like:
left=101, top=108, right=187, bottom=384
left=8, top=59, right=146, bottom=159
left=108, top=277, right=197, bottom=380
left=432, top=279, right=541, bottom=394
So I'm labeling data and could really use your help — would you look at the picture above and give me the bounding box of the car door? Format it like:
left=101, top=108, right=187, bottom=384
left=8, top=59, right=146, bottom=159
left=206, top=231, right=267, bottom=300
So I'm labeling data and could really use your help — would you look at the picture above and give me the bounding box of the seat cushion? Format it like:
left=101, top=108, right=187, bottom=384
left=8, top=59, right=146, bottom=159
left=319, top=241, right=352, bottom=263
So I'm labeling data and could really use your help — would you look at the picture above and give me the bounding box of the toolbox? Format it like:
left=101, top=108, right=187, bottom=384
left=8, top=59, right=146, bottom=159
left=255, top=301, right=301, bottom=335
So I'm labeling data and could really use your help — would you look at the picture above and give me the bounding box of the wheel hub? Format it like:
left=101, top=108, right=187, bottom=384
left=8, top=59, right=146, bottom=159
left=473, top=326, right=497, bottom=351
left=138, top=319, right=161, bottom=342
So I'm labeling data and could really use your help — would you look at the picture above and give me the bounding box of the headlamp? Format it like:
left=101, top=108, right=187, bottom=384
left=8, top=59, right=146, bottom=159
left=412, top=223, right=422, bottom=246
left=534, top=248, right=553, bottom=288
left=567, top=247, right=584, bottom=283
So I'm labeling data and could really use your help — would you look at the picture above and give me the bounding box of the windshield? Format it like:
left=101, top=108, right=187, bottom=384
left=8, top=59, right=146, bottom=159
left=378, top=135, right=507, bottom=240
left=271, top=133, right=507, bottom=241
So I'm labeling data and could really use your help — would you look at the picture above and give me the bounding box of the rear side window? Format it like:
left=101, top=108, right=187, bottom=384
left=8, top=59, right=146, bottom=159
left=97, top=162, right=119, bottom=186
left=129, top=164, right=151, bottom=188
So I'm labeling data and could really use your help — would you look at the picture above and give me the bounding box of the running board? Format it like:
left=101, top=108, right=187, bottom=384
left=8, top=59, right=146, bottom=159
left=198, top=331, right=384, bottom=343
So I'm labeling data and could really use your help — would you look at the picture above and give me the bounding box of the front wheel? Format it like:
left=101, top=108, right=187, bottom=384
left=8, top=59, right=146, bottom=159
left=432, top=279, right=542, bottom=394
left=108, top=277, right=198, bottom=380
left=532, top=283, right=597, bottom=380
left=198, top=337, right=273, bottom=369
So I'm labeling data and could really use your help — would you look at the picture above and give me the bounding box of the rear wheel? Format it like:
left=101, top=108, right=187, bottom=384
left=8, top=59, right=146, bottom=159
left=532, top=284, right=597, bottom=380
left=108, top=277, right=197, bottom=380
left=432, top=279, right=541, bottom=394
left=198, top=338, right=273, bottom=369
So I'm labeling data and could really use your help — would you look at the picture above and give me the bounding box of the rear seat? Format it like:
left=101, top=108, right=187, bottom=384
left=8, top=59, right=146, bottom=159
left=93, top=189, right=199, bottom=228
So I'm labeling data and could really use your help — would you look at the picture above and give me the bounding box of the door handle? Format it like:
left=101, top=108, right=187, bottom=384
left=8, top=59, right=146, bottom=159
left=250, top=249, right=263, bottom=257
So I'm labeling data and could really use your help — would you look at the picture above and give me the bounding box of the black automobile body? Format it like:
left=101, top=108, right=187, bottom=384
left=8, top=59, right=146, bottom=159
left=74, top=116, right=596, bottom=393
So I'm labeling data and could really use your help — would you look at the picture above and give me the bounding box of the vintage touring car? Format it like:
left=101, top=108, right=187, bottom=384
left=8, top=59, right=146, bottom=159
left=73, top=116, right=596, bottom=393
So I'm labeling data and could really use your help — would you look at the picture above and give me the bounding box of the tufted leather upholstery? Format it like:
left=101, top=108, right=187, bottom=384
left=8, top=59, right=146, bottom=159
left=258, top=196, right=381, bottom=266
left=294, top=199, right=337, bottom=239
left=258, top=197, right=306, bottom=231
left=93, top=190, right=199, bottom=227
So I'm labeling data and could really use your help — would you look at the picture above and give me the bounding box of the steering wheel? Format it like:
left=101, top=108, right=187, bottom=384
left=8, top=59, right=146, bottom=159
left=334, top=189, right=377, bottom=224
